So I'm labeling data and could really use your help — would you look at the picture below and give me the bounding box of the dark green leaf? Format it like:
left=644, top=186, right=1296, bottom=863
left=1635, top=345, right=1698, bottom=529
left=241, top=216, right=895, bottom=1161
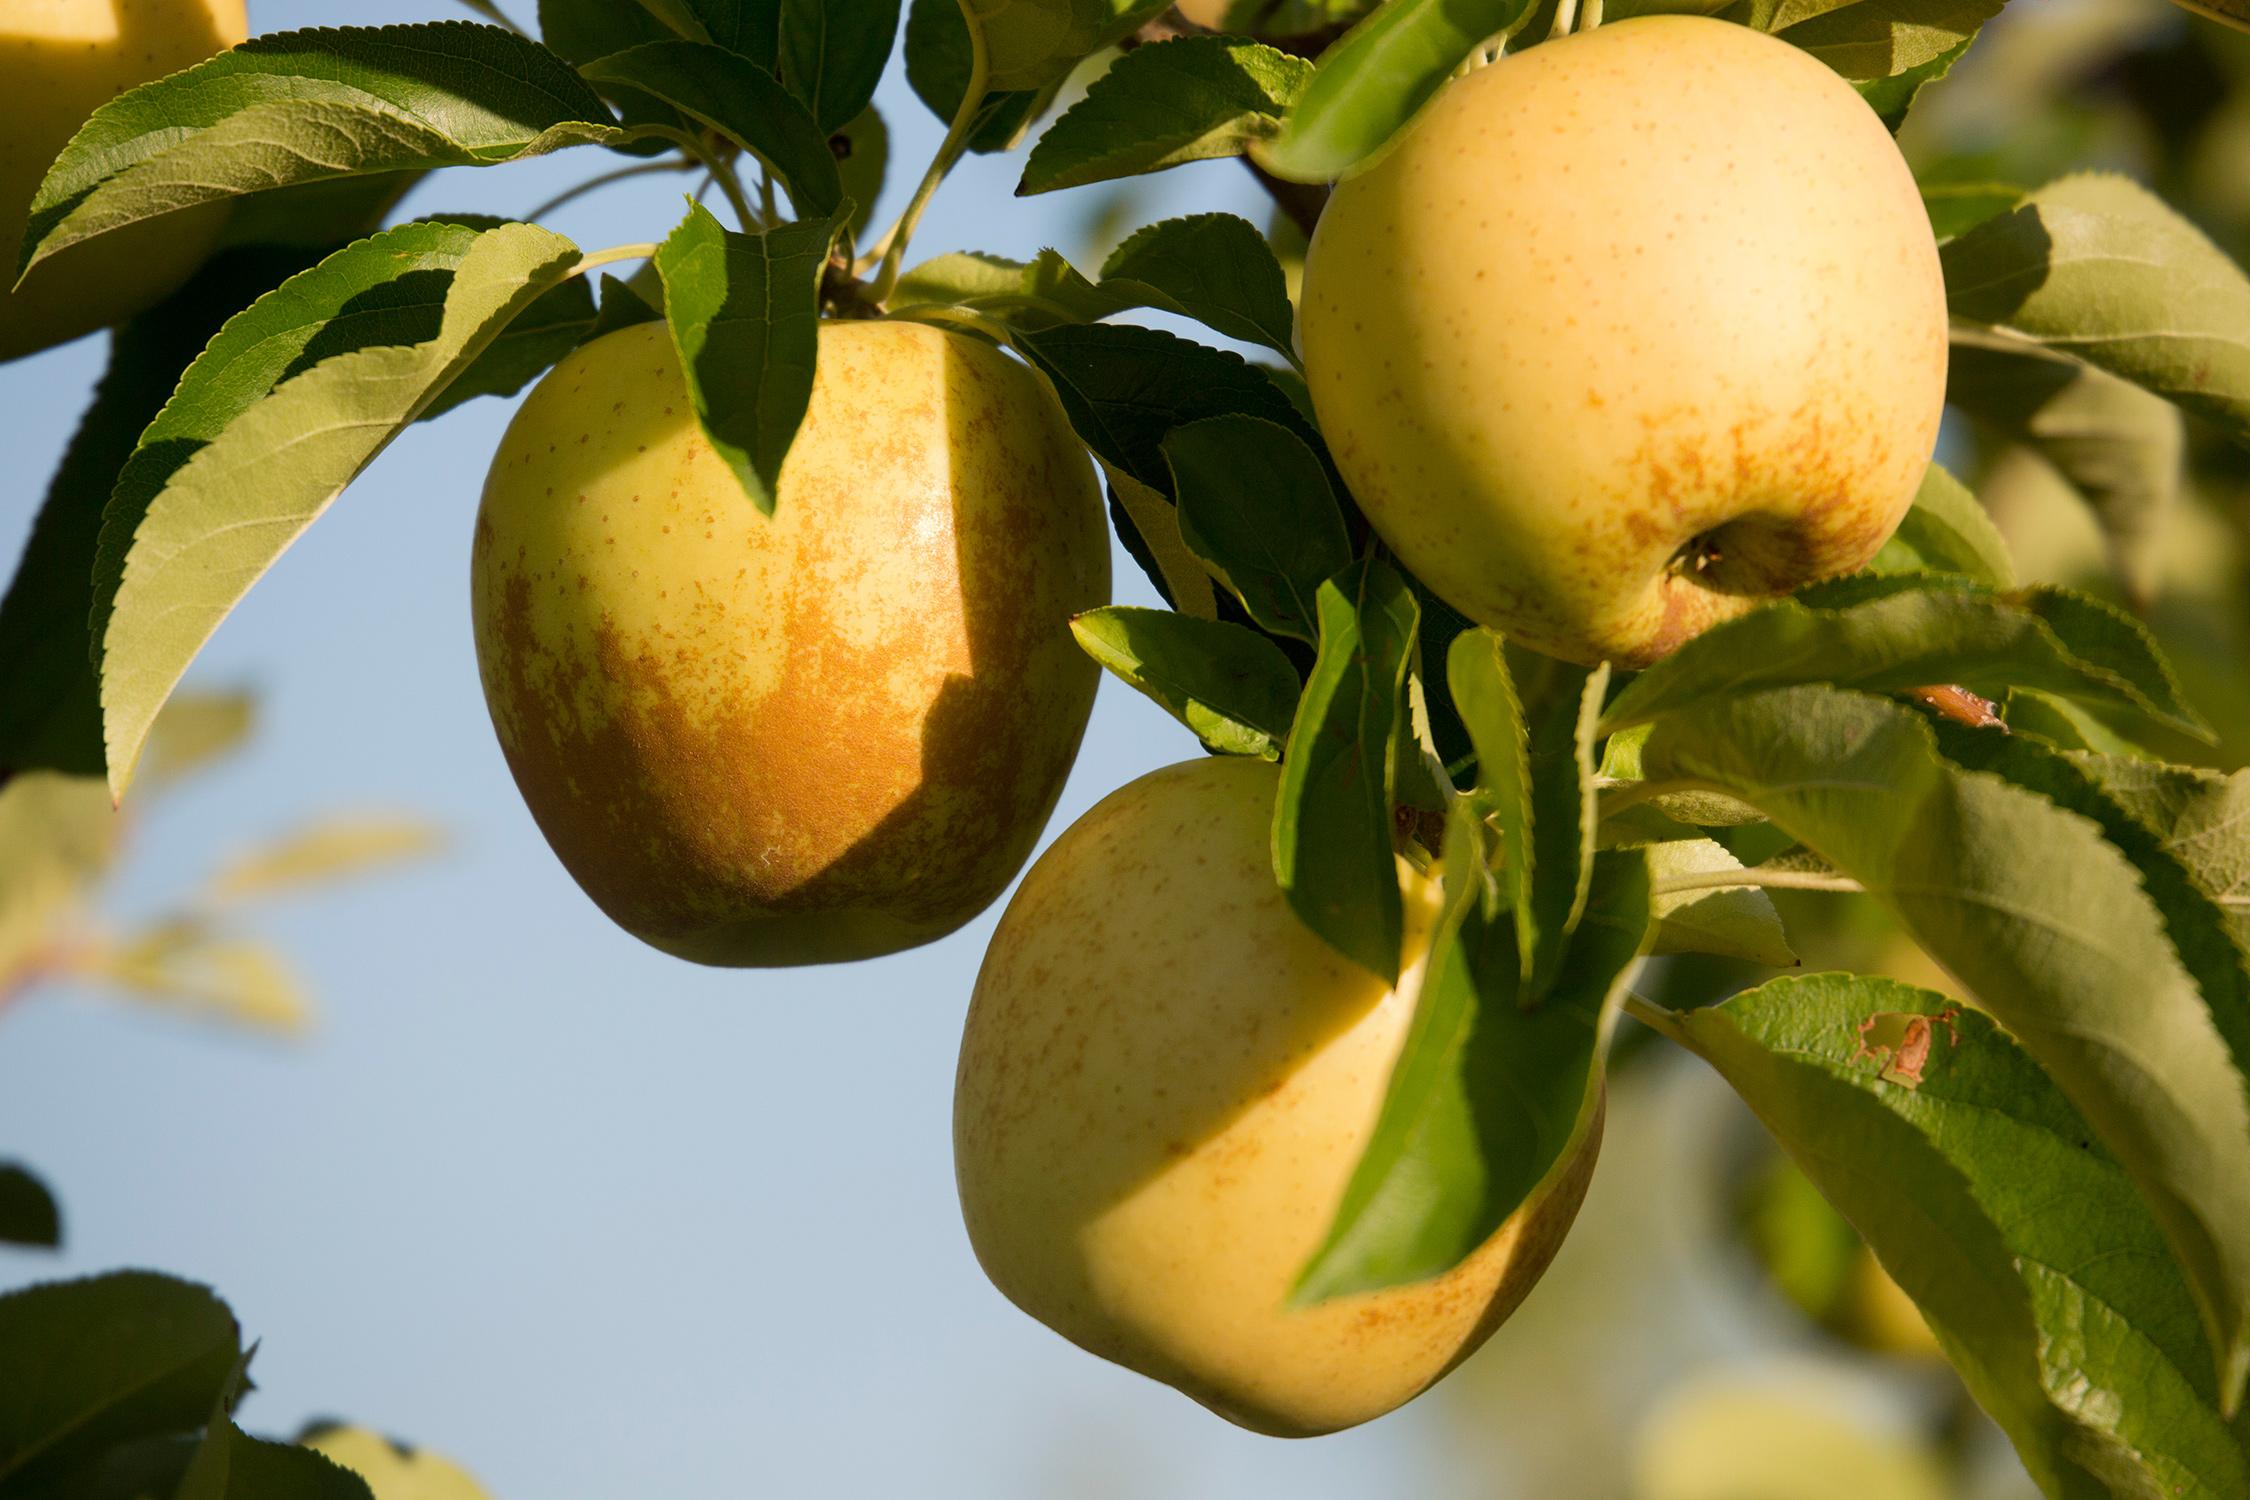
left=967, top=0, right=1172, bottom=92
left=1019, top=35, right=1310, bottom=194
left=833, top=105, right=889, bottom=241
left=906, top=0, right=1054, bottom=154
left=1853, top=34, right=1971, bottom=129
left=1295, top=837, right=1646, bottom=1301
left=1011, top=321, right=1310, bottom=490
left=654, top=203, right=835, bottom=514
left=580, top=41, right=842, bottom=216
left=1163, top=414, right=1349, bottom=642
left=1639, top=685, right=2250, bottom=1405
left=1666, top=973, right=2250, bottom=1500
left=0, top=1273, right=239, bottom=1491
left=1100, top=213, right=1296, bottom=362
left=174, top=1424, right=373, bottom=1500
left=538, top=0, right=687, bottom=153
left=1274, top=557, right=1417, bottom=980
left=20, top=23, right=624, bottom=277
left=588, top=270, right=664, bottom=340
left=0, top=1166, right=60, bottom=1249
left=1070, top=607, right=1300, bottom=756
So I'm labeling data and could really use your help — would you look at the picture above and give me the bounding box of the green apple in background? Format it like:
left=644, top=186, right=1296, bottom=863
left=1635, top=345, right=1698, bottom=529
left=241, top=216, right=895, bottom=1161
left=954, top=756, right=1599, bottom=1437
left=471, top=319, right=1109, bottom=966
left=1299, top=16, right=1948, bottom=668
left=0, top=0, right=249, bottom=360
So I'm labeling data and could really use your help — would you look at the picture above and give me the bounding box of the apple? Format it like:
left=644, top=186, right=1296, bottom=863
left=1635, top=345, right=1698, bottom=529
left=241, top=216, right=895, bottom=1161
left=1298, top=16, right=1948, bottom=668
left=302, top=1426, right=491, bottom=1500
left=471, top=319, right=1109, bottom=966
left=0, top=0, right=249, bottom=360
left=955, top=755, right=1599, bottom=1436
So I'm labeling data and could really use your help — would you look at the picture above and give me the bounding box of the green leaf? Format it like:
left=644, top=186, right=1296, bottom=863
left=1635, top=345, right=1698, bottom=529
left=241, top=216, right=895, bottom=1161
left=1018, top=35, right=1311, bottom=194
left=0, top=774, right=118, bottom=994
left=97, top=221, right=583, bottom=799
left=2072, top=759, right=2250, bottom=954
left=1943, top=172, right=2250, bottom=450
left=833, top=104, right=890, bottom=241
left=1447, top=629, right=1533, bottom=923
left=1866, top=463, right=2014, bottom=588
left=1665, top=974, right=2250, bottom=1500
left=1948, top=324, right=2182, bottom=608
left=580, top=41, right=844, bottom=216
left=1922, top=178, right=2023, bottom=241
left=966, top=0, right=1172, bottom=91
left=1599, top=577, right=2206, bottom=743
left=1294, top=836, right=1647, bottom=1301
left=1853, top=33, right=1971, bottom=129
left=1274, top=557, right=1418, bottom=980
left=1162, top=414, right=1349, bottom=642
left=889, top=248, right=1119, bottom=332
left=646, top=0, right=904, bottom=133
left=19, top=23, right=624, bottom=278
left=906, top=0, right=1056, bottom=154
left=1100, top=213, right=1297, bottom=363
left=1070, top=607, right=1300, bottom=756
left=0, top=1273, right=240, bottom=1491
left=1256, top=0, right=1529, bottom=183
left=1523, top=659, right=1609, bottom=999
left=1639, top=685, right=2250, bottom=1405
left=538, top=0, right=689, bottom=153
left=1012, top=321, right=1311, bottom=490
left=1646, top=839, right=1795, bottom=966
left=0, top=1166, right=60, bottom=1250
left=1765, top=0, right=2003, bottom=82
left=654, top=204, right=835, bottom=515
left=421, top=260, right=596, bottom=419
left=176, top=1421, right=374, bottom=1500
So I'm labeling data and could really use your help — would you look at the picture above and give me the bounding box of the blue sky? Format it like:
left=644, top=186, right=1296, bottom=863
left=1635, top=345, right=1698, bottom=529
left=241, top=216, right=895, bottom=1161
left=0, top=6, right=1498, bottom=1495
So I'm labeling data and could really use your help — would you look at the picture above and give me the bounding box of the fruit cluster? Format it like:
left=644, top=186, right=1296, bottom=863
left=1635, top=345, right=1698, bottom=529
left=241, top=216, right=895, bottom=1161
left=465, top=17, right=1945, bottom=1434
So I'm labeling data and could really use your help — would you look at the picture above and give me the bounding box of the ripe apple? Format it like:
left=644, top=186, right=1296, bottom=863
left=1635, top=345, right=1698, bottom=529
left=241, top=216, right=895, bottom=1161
left=1298, top=16, right=1948, bottom=667
left=471, top=319, right=1109, bottom=966
left=0, top=0, right=249, bottom=360
left=955, top=755, right=1599, bottom=1436
left=303, top=1426, right=491, bottom=1500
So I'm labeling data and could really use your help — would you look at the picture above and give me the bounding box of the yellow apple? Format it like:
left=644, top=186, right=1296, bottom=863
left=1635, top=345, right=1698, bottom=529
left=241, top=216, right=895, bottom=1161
left=0, top=0, right=249, bottom=360
left=1298, top=16, right=1947, bottom=667
left=471, top=319, right=1109, bottom=966
left=955, top=755, right=1599, bottom=1436
left=303, top=1427, right=492, bottom=1500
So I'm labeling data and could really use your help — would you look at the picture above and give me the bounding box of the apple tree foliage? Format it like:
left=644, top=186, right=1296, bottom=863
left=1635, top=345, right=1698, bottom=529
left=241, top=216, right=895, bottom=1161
left=6, top=0, right=2250, bottom=1493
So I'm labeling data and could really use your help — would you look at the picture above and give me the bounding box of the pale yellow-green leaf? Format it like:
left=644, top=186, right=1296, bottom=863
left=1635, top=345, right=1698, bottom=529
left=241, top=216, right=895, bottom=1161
left=205, top=816, right=445, bottom=905
left=135, top=691, right=258, bottom=798
left=0, top=774, right=119, bottom=986
left=101, top=224, right=581, bottom=800
left=79, top=920, right=310, bottom=1033
left=1646, top=839, right=1797, bottom=967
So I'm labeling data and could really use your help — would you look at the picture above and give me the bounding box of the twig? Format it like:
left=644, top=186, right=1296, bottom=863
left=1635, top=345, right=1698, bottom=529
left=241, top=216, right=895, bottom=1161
left=864, top=0, right=988, bottom=303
